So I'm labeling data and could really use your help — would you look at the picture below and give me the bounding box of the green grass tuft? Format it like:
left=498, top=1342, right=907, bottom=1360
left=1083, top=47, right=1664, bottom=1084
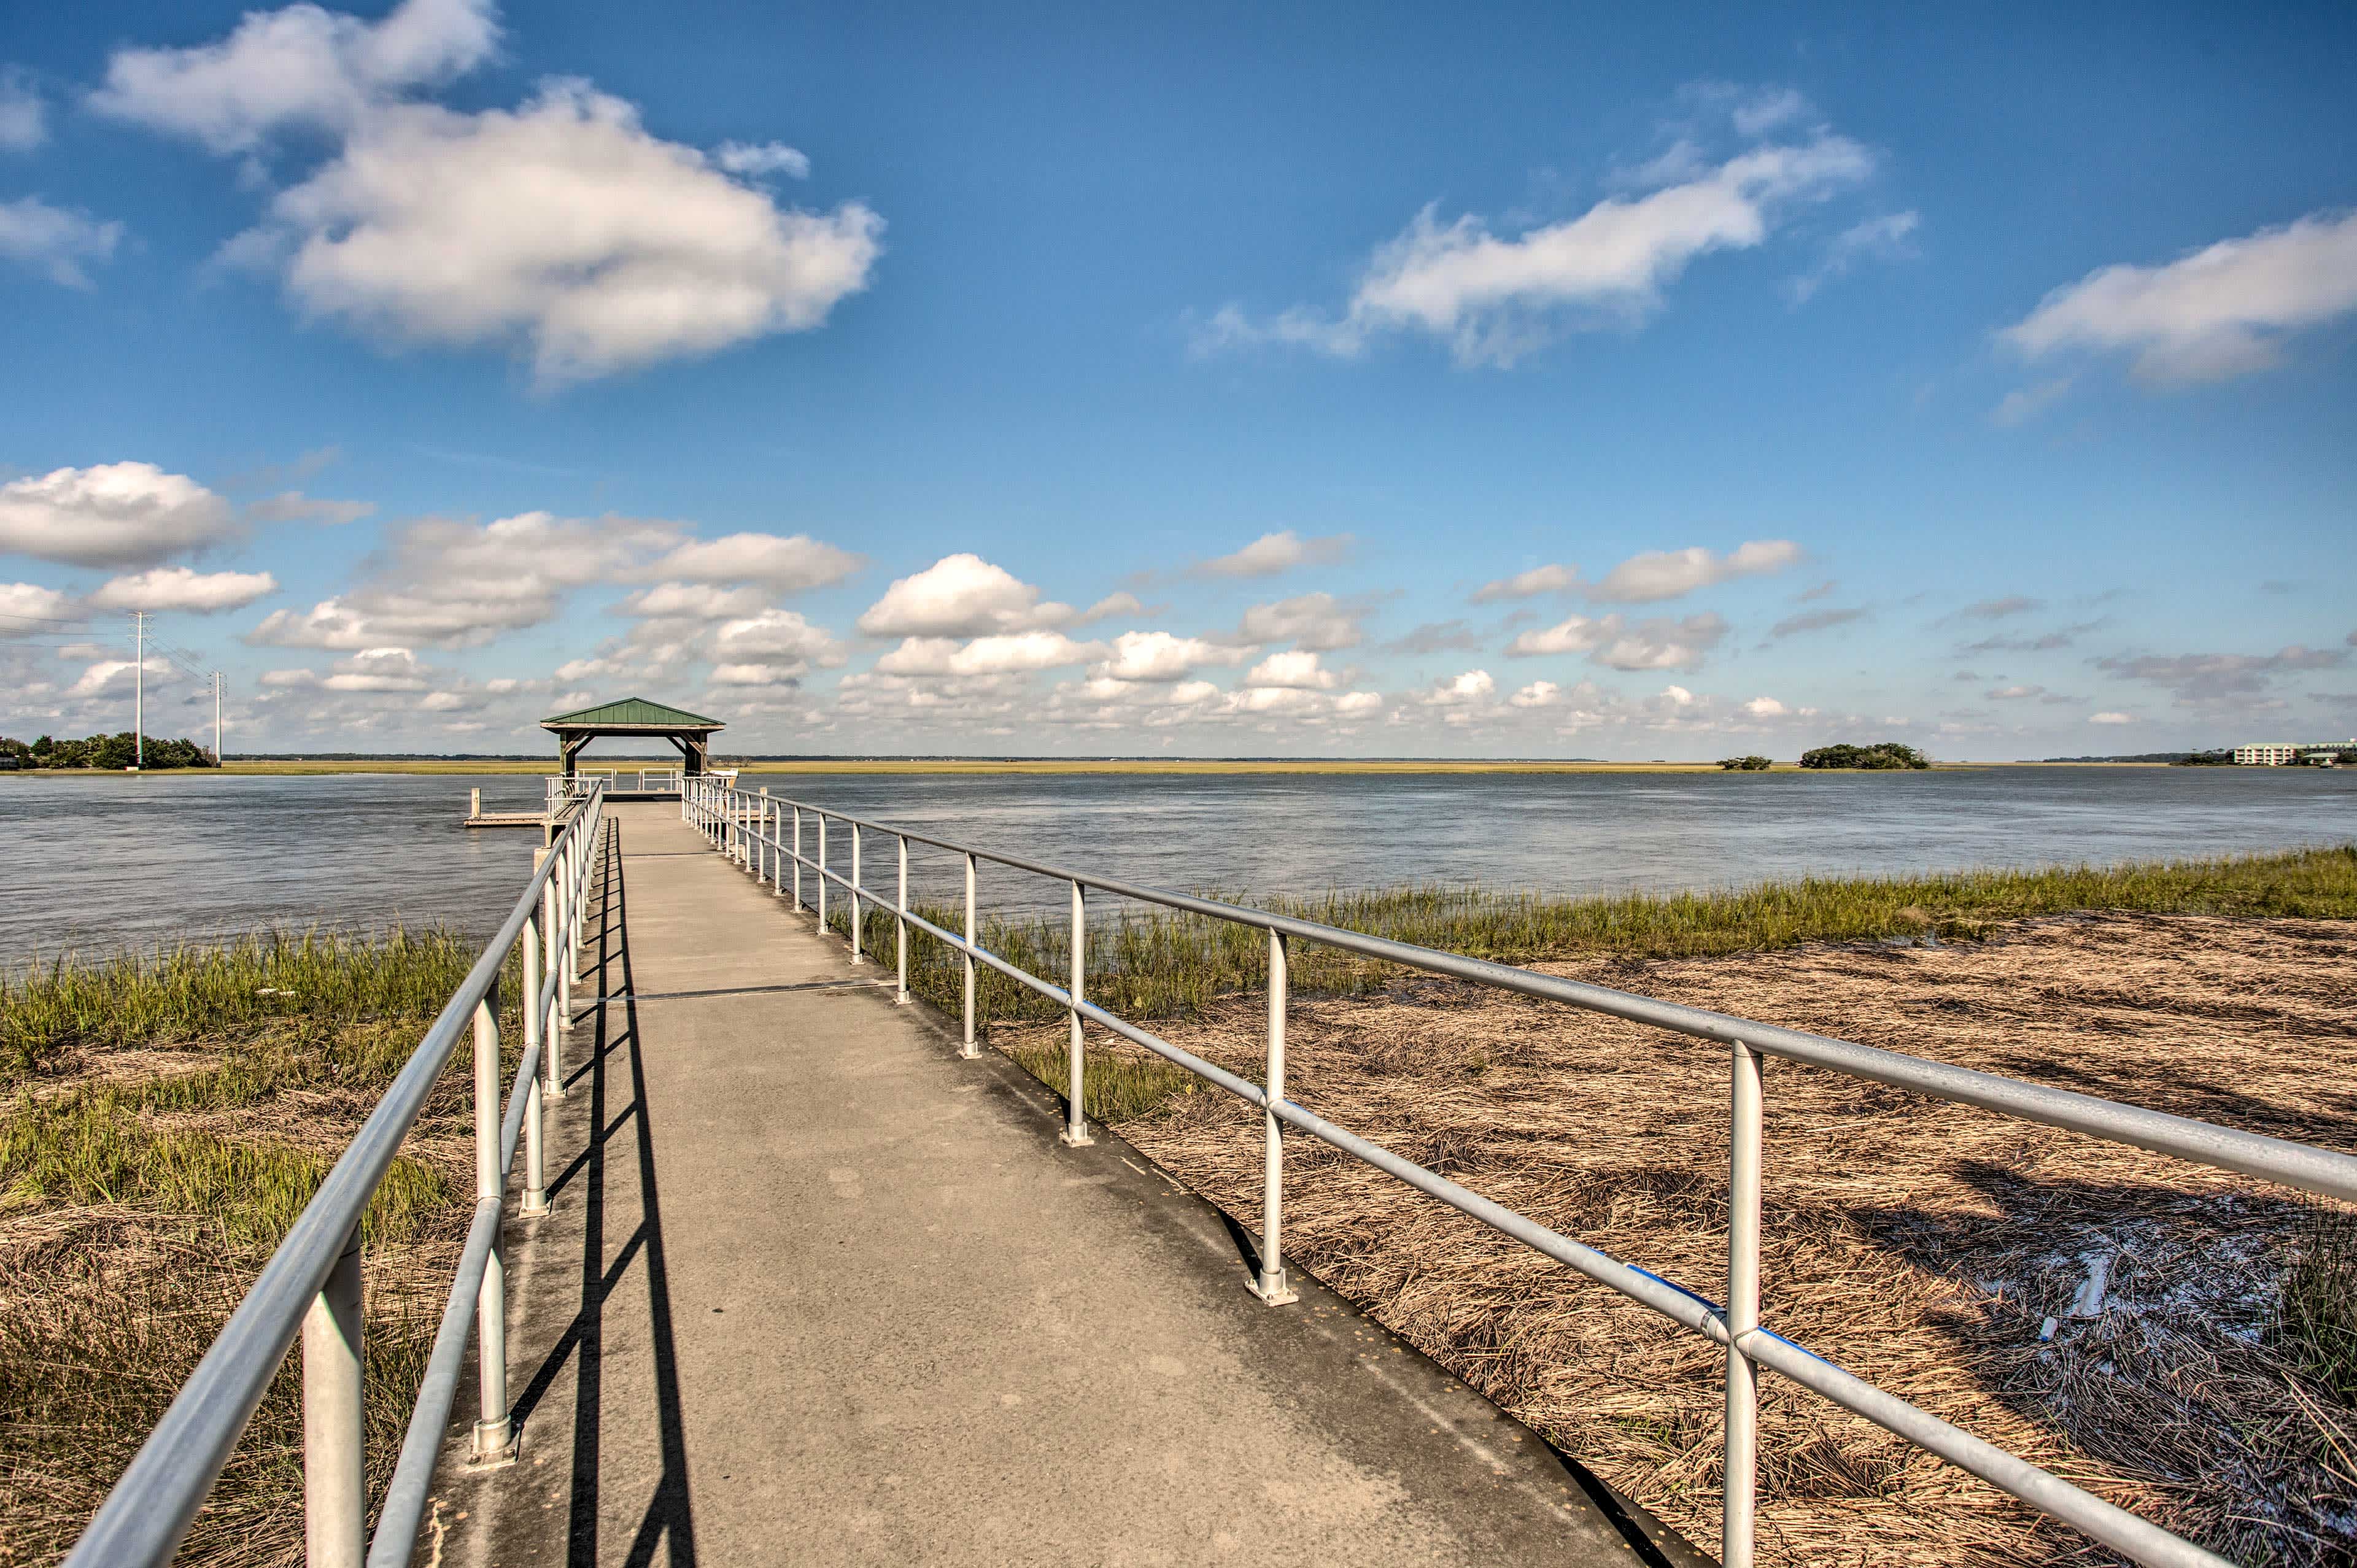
left=2280, top=1199, right=2357, bottom=1408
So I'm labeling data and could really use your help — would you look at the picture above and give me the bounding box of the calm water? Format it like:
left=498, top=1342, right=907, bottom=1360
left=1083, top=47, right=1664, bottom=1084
left=3, top=767, right=2353, bottom=963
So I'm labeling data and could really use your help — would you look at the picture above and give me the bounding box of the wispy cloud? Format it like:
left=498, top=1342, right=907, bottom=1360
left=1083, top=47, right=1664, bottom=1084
left=1191, top=530, right=1353, bottom=579
left=2002, top=209, right=2357, bottom=385
left=1789, top=210, right=1919, bottom=303
left=1990, top=376, right=2074, bottom=428
left=1196, top=101, right=1878, bottom=367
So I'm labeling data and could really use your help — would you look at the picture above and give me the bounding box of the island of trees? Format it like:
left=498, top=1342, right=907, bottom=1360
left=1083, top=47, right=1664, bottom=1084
left=1798, top=742, right=1931, bottom=770
left=0, top=733, right=219, bottom=770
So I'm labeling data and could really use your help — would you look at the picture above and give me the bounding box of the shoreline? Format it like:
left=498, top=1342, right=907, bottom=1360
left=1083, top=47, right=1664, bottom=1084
left=0, top=757, right=2191, bottom=778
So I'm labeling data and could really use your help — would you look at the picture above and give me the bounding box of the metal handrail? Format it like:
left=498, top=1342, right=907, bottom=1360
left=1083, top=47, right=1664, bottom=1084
left=691, top=776, right=2355, bottom=1568
left=66, top=784, right=609, bottom=1568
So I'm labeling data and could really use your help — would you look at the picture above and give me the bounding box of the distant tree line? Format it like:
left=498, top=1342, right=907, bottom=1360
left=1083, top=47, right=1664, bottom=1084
left=1717, top=754, right=1773, bottom=770
left=1798, top=742, right=1930, bottom=771
left=0, top=733, right=219, bottom=770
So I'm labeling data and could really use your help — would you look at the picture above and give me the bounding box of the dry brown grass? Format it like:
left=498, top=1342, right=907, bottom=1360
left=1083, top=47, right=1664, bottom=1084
left=0, top=948, right=497, bottom=1567
left=1005, top=912, right=2357, bottom=1566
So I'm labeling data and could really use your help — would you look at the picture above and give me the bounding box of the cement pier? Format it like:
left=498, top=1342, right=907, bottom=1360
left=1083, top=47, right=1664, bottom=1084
left=426, top=801, right=1701, bottom=1567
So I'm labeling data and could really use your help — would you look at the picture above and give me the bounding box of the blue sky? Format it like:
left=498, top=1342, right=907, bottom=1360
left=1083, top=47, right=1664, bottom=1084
left=1, top=0, right=2351, bottom=759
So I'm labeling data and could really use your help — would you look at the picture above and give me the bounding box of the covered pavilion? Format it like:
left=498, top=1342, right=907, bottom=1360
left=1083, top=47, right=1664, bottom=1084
left=540, top=697, right=725, bottom=779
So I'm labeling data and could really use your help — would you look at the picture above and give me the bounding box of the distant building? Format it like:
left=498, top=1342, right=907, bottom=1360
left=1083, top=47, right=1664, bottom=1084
left=2234, top=741, right=2356, bottom=765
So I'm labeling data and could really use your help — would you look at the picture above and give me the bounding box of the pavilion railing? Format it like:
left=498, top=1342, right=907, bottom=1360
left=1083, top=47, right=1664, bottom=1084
left=64, top=785, right=610, bottom=1568
left=687, top=775, right=2357, bottom=1568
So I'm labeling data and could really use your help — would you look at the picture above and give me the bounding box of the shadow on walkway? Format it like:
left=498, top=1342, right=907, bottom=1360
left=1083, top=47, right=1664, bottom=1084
left=506, top=824, right=701, bottom=1568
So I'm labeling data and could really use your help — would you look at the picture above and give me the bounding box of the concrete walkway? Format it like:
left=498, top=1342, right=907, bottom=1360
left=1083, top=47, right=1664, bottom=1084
left=428, top=802, right=1701, bottom=1567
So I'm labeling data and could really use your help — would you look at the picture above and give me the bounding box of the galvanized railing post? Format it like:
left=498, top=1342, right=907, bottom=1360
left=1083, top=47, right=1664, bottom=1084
left=521, top=892, right=548, bottom=1116
left=896, top=834, right=910, bottom=1004
left=816, top=814, right=829, bottom=936
left=961, top=852, right=978, bottom=1057
left=555, top=832, right=573, bottom=1032
left=1724, top=1040, right=1765, bottom=1568
left=1253, top=929, right=1298, bottom=1304
left=302, top=1222, right=365, bottom=1568
left=758, top=787, right=770, bottom=882
left=1061, top=879, right=1092, bottom=1147
left=792, top=805, right=804, bottom=910
left=540, top=857, right=563, bottom=1099
left=519, top=899, right=550, bottom=1217
left=470, top=995, right=514, bottom=1461
left=850, top=823, right=865, bottom=963
left=521, top=1072, right=548, bottom=1219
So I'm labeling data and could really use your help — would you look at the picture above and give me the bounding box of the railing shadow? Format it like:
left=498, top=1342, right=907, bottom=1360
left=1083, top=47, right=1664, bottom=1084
left=508, top=821, right=700, bottom=1568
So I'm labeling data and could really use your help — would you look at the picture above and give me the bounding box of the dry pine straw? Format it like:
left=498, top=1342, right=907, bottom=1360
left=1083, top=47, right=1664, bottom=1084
left=1015, top=912, right=2357, bottom=1567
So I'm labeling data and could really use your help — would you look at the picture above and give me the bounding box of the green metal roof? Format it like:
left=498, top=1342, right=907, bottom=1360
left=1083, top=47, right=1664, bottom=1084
left=540, top=697, right=725, bottom=730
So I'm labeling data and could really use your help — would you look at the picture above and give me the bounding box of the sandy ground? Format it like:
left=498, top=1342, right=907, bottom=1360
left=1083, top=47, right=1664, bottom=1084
left=1049, top=913, right=2357, bottom=1566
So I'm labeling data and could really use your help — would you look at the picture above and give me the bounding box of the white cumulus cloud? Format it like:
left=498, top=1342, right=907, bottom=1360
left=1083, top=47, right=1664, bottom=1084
left=709, top=608, right=844, bottom=684
left=0, top=581, right=78, bottom=631
left=228, top=80, right=882, bottom=385
left=643, top=531, right=863, bottom=591
left=1587, top=539, right=1801, bottom=602
left=0, top=463, right=239, bottom=568
left=88, top=566, right=279, bottom=613
left=1234, top=592, right=1374, bottom=651
left=875, top=631, right=1105, bottom=678
left=1242, top=649, right=1341, bottom=690
left=1090, top=631, right=1250, bottom=683
left=1470, top=563, right=1578, bottom=602
left=96, top=1, right=881, bottom=384
left=1193, top=530, right=1353, bottom=578
left=857, top=554, right=1076, bottom=638
left=88, top=0, right=501, bottom=152
left=1509, top=610, right=1728, bottom=671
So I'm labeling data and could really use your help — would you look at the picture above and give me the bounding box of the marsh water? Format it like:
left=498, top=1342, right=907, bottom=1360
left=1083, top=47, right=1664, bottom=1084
left=4, top=766, right=2353, bottom=964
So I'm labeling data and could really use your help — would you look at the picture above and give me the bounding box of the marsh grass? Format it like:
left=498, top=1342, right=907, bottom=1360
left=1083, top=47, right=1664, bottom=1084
left=1, top=927, right=479, bottom=1081
left=0, top=1087, right=454, bottom=1248
left=2280, top=1199, right=2357, bottom=1408
left=0, top=927, right=511, bottom=1566
left=1001, top=1036, right=1202, bottom=1123
left=821, top=844, right=2357, bottom=1041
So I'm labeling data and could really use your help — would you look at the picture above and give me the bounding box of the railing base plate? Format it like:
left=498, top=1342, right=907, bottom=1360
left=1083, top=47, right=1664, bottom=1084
left=1248, top=1274, right=1299, bottom=1307
left=466, top=1421, right=519, bottom=1470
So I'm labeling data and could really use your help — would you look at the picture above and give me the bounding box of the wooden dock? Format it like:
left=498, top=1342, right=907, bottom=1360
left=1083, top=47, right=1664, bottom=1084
left=463, top=786, right=549, bottom=829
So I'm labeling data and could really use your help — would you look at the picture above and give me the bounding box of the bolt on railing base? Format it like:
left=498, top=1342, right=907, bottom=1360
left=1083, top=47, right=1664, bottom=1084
left=466, top=1418, right=518, bottom=1469
left=1247, top=1270, right=1298, bottom=1307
